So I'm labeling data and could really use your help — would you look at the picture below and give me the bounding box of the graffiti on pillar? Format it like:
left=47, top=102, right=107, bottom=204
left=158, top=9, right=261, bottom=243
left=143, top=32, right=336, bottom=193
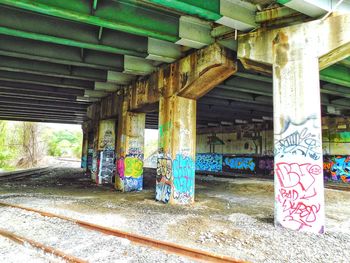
left=98, top=150, right=115, bottom=185
left=172, top=154, right=195, bottom=204
left=123, top=152, right=143, bottom=191
left=275, top=127, right=321, bottom=160
left=159, top=122, right=171, bottom=149
left=81, top=156, right=87, bottom=169
left=87, top=149, right=93, bottom=170
left=124, top=156, right=143, bottom=178
left=98, top=120, right=116, bottom=150
left=195, top=153, right=222, bottom=172
left=222, top=156, right=256, bottom=173
left=156, top=182, right=172, bottom=203
left=156, top=157, right=172, bottom=182
left=275, top=162, right=322, bottom=232
left=155, top=153, right=172, bottom=203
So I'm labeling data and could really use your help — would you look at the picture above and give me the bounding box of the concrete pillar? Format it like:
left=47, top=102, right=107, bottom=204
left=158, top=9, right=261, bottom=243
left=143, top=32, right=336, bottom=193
left=156, top=95, right=196, bottom=204
left=273, top=32, right=324, bottom=233
left=97, top=119, right=116, bottom=185
left=91, top=125, right=99, bottom=183
left=81, top=129, right=88, bottom=169
left=115, top=99, right=146, bottom=192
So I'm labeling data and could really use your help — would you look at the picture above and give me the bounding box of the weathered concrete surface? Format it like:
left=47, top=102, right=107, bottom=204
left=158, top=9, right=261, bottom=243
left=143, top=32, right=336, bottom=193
left=129, top=43, right=236, bottom=111
left=156, top=95, right=196, bottom=204
left=238, top=13, right=350, bottom=73
left=115, top=98, right=145, bottom=192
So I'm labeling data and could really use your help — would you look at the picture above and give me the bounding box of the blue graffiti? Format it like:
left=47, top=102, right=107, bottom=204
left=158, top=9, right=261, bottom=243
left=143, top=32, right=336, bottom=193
left=224, top=157, right=255, bottom=172
left=124, top=176, right=143, bottom=192
left=195, top=153, right=223, bottom=172
left=81, top=156, right=87, bottom=168
left=331, top=156, right=350, bottom=183
left=155, top=183, right=171, bottom=203
left=172, top=154, right=195, bottom=203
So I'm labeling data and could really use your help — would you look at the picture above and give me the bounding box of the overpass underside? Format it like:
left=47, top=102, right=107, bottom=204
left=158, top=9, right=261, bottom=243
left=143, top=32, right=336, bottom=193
left=0, top=0, right=349, bottom=234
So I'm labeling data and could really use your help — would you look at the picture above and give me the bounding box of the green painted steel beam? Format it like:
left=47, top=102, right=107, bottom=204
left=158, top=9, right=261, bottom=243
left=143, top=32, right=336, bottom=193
left=0, top=0, right=180, bottom=42
left=0, top=96, right=89, bottom=109
left=338, top=57, right=350, bottom=68
left=0, top=5, right=149, bottom=57
left=0, top=101, right=87, bottom=113
left=0, top=70, right=94, bottom=90
left=0, top=35, right=124, bottom=71
left=321, top=64, right=350, bottom=88
left=0, top=80, right=85, bottom=96
left=142, top=0, right=221, bottom=21
left=0, top=89, right=78, bottom=101
left=0, top=106, right=86, bottom=117
left=0, top=56, right=107, bottom=81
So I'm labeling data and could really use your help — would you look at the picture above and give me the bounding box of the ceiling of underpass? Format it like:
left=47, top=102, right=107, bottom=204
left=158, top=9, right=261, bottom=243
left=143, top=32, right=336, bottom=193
left=0, top=0, right=349, bottom=128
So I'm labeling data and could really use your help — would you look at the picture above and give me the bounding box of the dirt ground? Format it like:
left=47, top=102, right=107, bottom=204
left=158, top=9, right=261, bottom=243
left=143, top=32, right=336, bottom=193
left=0, top=168, right=349, bottom=262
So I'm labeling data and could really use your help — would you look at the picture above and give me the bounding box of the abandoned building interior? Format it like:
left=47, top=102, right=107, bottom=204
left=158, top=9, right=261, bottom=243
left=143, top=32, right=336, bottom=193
left=0, top=0, right=349, bottom=262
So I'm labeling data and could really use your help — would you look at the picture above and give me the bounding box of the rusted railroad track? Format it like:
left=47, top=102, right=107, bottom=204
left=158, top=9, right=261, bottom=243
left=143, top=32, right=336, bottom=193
left=0, top=167, right=51, bottom=181
left=0, top=201, right=245, bottom=263
left=0, top=228, right=87, bottom=263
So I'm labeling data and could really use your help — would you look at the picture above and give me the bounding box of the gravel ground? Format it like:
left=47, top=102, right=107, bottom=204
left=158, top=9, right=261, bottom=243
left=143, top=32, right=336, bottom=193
left=0, top=168, right=349, bottom=262
left=0, top=206, right=195, bottom=263
left=0, top=235, right=65, bottom=263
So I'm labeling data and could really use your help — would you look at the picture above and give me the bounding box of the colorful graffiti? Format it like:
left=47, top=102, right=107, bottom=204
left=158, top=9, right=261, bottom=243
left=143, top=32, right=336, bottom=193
left=195, top=153, right=222, bottom=172
left=223, top=156, right=255, bottom=173
left=172, top=154, right=195, bottom=204
left=125, top=157, right=143, bottom=178
left=98, top=120, right=116, bottom=150
left=155, top=153, right=172, bottom=203
left=81, top=156, right=87, bottom=169
left=275, top=162, right=322, bottom=232
left=324, top=155, right=350, bottom=183
left=98, top=150, right=115, bottom=185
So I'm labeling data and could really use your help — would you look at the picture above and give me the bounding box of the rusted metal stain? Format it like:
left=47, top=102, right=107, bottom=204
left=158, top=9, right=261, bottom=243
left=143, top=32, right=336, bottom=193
left=272, top=31, right=289, bottom=79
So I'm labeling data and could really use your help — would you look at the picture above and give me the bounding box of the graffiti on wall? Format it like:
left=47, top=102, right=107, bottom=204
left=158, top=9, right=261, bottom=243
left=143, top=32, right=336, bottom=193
left=223, top=156, right=256, bottom=173
left=81, top=156, right=87, bottom=169
left=324, top=155, right=350, bottom=183
left=98, top=120, right=116, bottom=150
left=98, top=150, right=115, bottom=185
left=195, top=153, right=222, bottom=172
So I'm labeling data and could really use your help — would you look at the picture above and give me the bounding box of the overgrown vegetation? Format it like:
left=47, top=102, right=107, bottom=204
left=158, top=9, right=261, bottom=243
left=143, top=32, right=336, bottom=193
left=0, top=121, right=82, bottom=170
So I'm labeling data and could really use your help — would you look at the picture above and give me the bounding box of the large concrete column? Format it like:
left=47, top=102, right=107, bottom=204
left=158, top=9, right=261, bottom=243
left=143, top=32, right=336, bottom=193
left=97, top=119, right=116, bottom=185
left=81, top=127, right=88, bottom=169
left=156, top=95, right=196, bottom=204
left=115, top=99, right=146, bottom=192
left=273, top=33, right=324, bottom=233
left=238, top=14, right=350, bottom=233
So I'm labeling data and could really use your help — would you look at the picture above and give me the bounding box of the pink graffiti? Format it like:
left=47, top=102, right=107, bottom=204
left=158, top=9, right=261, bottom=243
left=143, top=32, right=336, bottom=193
left=276, top=162, right=320, bottom=191
left=276, top=162, right=322, bottom=231
left=117, top=158, right=125, bottom=179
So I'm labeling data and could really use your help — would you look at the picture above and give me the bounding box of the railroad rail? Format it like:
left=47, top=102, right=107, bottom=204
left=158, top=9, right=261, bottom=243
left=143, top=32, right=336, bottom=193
left=0, top=167, right=51, bottom=181
left=0, top=201, right=245, bottom=263
left=0, top=228, right=87, bottom=263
